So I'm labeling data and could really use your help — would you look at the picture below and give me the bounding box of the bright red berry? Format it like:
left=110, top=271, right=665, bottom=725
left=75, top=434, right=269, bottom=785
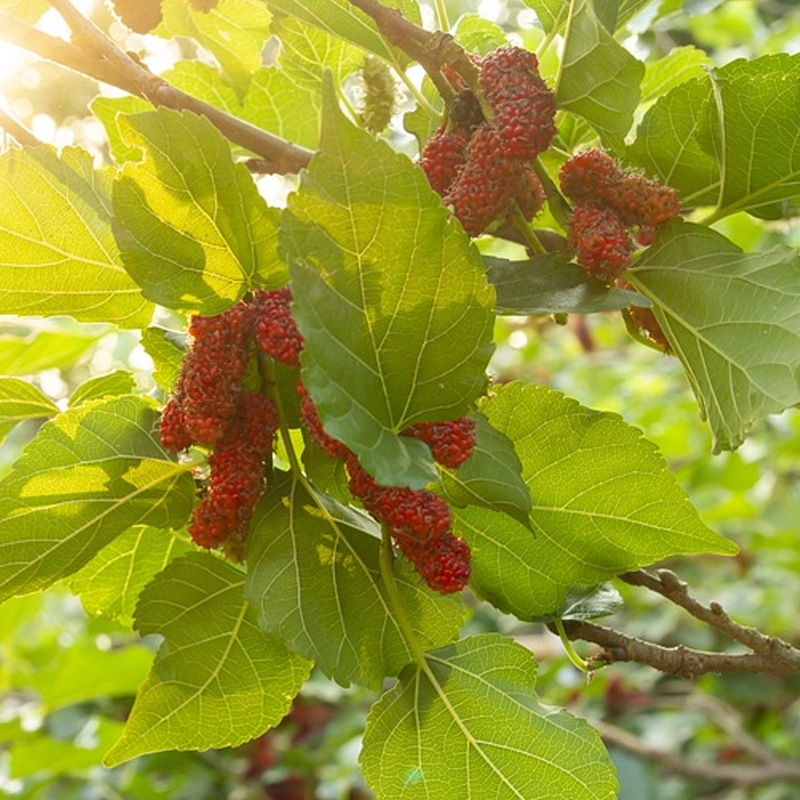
left=559, top=149, right=622, bottom=205
left=252, top=288, right=304, bottom=367
left=402, top=417, right=476, bottom=469
left=159, top=394, right=193, bottom=452
left=443, top=123, right=522, bottom=236
left=568, top=204, right=633, bottom=281
left=419, top=125, right=470, bottom=197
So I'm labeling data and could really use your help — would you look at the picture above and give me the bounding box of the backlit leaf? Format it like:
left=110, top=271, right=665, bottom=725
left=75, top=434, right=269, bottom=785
left=0, top=146, right=152, bottom=327
left=361, top=634, right=617, bottom=800
left=281, top=74, right=495, bottom=489
left=104, top=552, right=311, bottom=764
left=0, top=395, right=196, bottom=604
left=0, top=377, right=59, bottom=442
left=113, top=109, right=285, bottom=315
left=245, top=477, right=465, bottom=689
left=628, top=220, right=800, bottom=451
left=453, top=383, right=736, bottom=619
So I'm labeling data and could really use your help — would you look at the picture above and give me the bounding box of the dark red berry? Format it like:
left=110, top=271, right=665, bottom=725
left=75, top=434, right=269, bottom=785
left=568, top=204, right=633, bottom=281
left=297, top=383, right=350, bottom=461
left=159, top=395, right=193, bottom=452
left=252, top=288, right=304, bottom=367
left=402, top=417, right=476, bottom=469
left=419, top=125, right=470, bottom=197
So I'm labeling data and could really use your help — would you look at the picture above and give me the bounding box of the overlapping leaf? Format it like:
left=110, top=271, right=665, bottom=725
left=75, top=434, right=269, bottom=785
left=0, top=377, right=59, bottom=442
left=265, top=0, right=419, bottom=66
left=0, top=330, right=100, bottom=375
left=281, top=76, right=495, bottom=488
left=159, top=0, right=272, bottom=91
left=67, top=525, right=192, bottom=625
left=630, top=53, right=800, bottom=218
left=104, top=553, right=311, bottom=765
left=0, top=395, right=195, bottom=604
left=245, top=477, right=465, bottom=689
left=166, top=62, right=322, bottom=150
left=68, top=370, right=136, bottom=408
left=485, top=255, right=647, bottom=315
left=452, top=382, right=736, bottom=619
left=439, top=412, right=531, bottom=527
left=361, top=634, right=617, bottom=800
left=556, top=0, right=644, bottom=150
left=0, top=146, right=152, bottom=327
left=628, top=220, right=800, bottom=451
left=113, top=109, right=286, bottom=315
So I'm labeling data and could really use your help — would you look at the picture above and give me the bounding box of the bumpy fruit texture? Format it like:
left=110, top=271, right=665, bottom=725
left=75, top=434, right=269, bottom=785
left=346, top=456, right=471, bottom=594
left=419, top=125, right=469, bottom=197
left=171, top=302, right=254, bottom=447
left=253, top=288, right=304, bottom=367
left=568, top=204, right=633, bottom=280
left=158, top=395, right=193, bottom=453
left=402, top=417, right=476, bottom=469
left=560, top=148, right=681, bottom=229
left=443, top=123, right=522, bottom=237
left=188, top=392, right=279, bottom=550
left=419, top=44, right=555, bottom=237
left=479, top=45, right=557, bottom=160
left=359, top=55, right=397, bottom=135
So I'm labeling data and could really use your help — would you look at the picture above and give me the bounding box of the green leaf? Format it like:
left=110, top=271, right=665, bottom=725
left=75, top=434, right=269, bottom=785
left=529, top=583, right=624, bottom=624
left=640, top=45, right=710, bottom=104
left=282, top=75, right=495, bottom=489
left=0, top=146, right=152, bottom=328
left=0, top=377, right=59, bottom=442
left=439, top=412, right=531, bottom=528
left=68, top=370, right=136, bottom=408
left=631, top=54, right=800, bottom=218
left=66, top=525, right=192, bottom=625
left=166, top=62, right=323, bottom=151
left=112, top=109, right=285, bottom=315
left=628, top=220, right=800, bottom=451
left=452, top=382, right=736, bottom=619
left=158, top=0, right=272, bottom=91
left=29, top=641, right=154, bottom=710
left=0, top=329, right=100, bottom=375
left=361, top=634, right=617, bottom=800
left=91, top=95, right=153, bottom=164
left=140, top=326, right=187, bottom=393
left=245, top=477, right=465, bottom=689
left=104, top=552, right=311, bottom=765
left=556, top=0, right=645, bottom=150
left=627, top=76, right=719, bottom=207
left=485, top=254, right=648, bottom=315
left=452, top=13, right=508, bottom=55
left=265, top=0, right=419, bottom=67
left=0, top=395, right=196, bottom=604
left=271, top=15, right=364, bottom=94
left=522, top=0, right=568, bottom=35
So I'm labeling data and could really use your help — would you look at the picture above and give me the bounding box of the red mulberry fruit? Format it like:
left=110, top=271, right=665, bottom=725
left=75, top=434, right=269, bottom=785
left=402, top=417, right=476, bottom=469
left=253, top=288, right=304, bottom=367
left=568, top=204, right=633, bottom=281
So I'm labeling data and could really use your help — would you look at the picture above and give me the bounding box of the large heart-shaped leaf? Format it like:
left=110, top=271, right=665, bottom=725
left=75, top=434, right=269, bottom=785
left=0, top=395, right=195, bottom=604
left=281, top=75, right=495, bottom=489
left=453, top=382, right=736, bottom=619
left=361, top=634, right=617, bottom=800
left=628, top=220, right=800, bottom=451
left=104, top=553, right=311, bottom=765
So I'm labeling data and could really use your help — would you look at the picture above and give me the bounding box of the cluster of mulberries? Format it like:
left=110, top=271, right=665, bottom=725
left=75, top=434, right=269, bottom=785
left=159, top=289, right=302, bottom=552
left=160, top=290, right=477, bottom=592
left=297, top=383, right=476, bottom=594
left=418, top=45, right=556, bottom=236
left=559, top=148, right=680, bottom=280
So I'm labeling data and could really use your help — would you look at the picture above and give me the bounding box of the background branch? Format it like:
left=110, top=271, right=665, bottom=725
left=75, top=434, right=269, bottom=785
left=0, top=7, right=313, bottom=173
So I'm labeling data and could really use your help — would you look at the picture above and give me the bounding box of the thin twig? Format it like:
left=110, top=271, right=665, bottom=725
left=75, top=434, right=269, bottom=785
left=0, top=8, right=313, bottom=173
left=0, top=103, right=40, bottom=147
left=559, top=618, right=800, bottom=679
left=594, top=719, right=800, bottom=787
left=619, top=568, right=791, bottom=656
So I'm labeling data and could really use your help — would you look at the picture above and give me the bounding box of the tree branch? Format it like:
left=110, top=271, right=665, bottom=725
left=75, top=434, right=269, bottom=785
left=559, top=568, right=800, bottom=678
left=0, top=102, right=41, bottom=147
left=594, top=719, right=800, bottom=788
left=0, top=6, right=313, bottom=173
